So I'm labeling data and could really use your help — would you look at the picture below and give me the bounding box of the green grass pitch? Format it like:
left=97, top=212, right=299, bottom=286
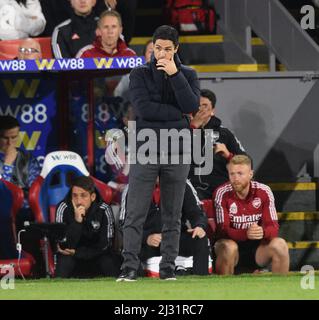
left=1, top=273, right=318, bottom=300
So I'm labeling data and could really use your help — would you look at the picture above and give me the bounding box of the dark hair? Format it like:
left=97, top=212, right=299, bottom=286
left=0, top=116, right=20, bottom=133
left=152, top=25, right=179, bottom=48
left=200, top=89, right=217, bottom=108
left=71, top=176, right=95, bottom=194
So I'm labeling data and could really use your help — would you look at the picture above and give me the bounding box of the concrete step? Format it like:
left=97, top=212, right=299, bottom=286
left=131, top=35, right=255, bottom=65
left=267, top=182, right=318, bottom=212
left=130, top=36, right=285, bottom=70
left=287, top=241, right=319, bottom=271
left=278, top=212, right=319, bottom=241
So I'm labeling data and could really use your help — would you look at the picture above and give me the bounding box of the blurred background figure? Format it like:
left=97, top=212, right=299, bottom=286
left=0, top=0, right=46, bottom=40
left=17, top=38, right=42, bottom=59
left=52, top=0, right=98, bottom=58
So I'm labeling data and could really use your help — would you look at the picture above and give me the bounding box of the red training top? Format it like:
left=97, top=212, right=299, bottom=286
left=77, top=36, right=136, bottom=58
left=213, top=181, right=279, bottom=242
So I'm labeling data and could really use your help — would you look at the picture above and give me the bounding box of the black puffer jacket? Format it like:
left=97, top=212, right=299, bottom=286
left=129, top=54, right=200, bottom=130
left=129, top=54, right=200, bottom=156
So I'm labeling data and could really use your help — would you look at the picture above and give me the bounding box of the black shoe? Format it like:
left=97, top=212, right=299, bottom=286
left=116, top=268, right=137, bottom=282
left=159, top=268, right=176, bottom=280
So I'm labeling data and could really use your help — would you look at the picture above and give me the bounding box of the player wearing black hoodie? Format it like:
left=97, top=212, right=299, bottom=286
left=55, top=176, right=120, bottom=278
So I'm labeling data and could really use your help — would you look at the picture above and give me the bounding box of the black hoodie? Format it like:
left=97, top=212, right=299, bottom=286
left=189, top=116, right=246, bottom=199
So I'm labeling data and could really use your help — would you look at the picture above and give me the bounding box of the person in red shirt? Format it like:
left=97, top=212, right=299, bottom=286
left=76, top=10, right=136, bottom=58
left=213, top=155, right=289, bottom=275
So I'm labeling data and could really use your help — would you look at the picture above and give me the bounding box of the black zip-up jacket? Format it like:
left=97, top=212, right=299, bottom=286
left=55, top=191, right=115, bottom=260
left=118, top=180, right=207, bottom=243
left=129, top=54, right=200, bottom=155
left=189, top=116, right=246, bottom=199
left=129, top=54, right=200, bottom=129
left=52, top=11, right=99, bottom=58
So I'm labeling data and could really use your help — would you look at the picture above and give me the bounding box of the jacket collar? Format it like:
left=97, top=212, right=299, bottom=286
left=204, top=116, right=222, bottom=129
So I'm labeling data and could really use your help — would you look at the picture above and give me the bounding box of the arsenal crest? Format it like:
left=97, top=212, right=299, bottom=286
left=252, top=198, right=261, bottom=209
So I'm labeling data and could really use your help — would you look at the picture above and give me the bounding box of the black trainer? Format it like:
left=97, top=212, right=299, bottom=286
left=159, top=268, right=176, bottom=280
left=116, top=268, right=137, bottom=282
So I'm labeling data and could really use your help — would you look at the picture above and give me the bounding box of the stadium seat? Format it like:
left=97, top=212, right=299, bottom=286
left=0, top=175, right=35, bottom=277
left=0, top=37, right=53, bottom=60
left=28, top=151, right=113, bottom=277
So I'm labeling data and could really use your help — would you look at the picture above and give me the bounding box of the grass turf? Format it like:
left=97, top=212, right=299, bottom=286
left=1, top=273, right=318, bottom=300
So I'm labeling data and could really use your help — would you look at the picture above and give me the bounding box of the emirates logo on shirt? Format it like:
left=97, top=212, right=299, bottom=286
left=229, top=202, right=238, bottom=214
left=252, top=197, right=261, bottom=209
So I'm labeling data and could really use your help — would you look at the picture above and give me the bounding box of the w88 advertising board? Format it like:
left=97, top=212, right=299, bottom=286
left=0, top=74, right=58, bottom=167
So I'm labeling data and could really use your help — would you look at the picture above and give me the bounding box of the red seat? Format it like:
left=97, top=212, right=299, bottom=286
left=0, top=176, right=35, bottom=277
left=0, top=37, right=53, bottom=60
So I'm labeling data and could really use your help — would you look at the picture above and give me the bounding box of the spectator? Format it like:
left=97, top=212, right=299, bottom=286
left=76, top=10, right=136, bottom=58
left=0, top=116, right=41, bottom=226
left=120, top=180, right=210, bottom=276
left=55, top=176, right=121, bottom=278
left=213, top=155, right=289, bottom=275
left=0, top=0, right=46, bottom=40
left=52, top=0, right=99, bottom=58
left=189, top=89, right=246, bottom=199
left=114, top=39, right=154, bottom=101
left=17, top=38, right=42, bottom=59
left=95, top=0, right=137, bottom=44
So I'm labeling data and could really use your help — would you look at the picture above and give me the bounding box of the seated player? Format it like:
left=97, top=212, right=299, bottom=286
left=213, top=155, right=289, bottom=275
left=55, top=176, right=121, bottom=278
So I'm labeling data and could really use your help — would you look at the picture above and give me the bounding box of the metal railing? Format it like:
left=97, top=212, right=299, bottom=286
left=215, top=0, right=319, bottom=71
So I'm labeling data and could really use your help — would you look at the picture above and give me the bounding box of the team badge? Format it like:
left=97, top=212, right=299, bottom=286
left=91, top=220, right=101, bottom=230
left=229, top=202, right=238, bottom=214
left=252, top=198, right=261, bottom=209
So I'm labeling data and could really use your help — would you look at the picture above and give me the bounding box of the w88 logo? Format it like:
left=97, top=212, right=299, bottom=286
left=20, top=104, right=47, bottom=124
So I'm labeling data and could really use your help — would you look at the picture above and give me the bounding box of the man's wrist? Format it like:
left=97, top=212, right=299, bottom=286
left=190, top=120, right=202, bottom=129
left=168, top=69, right=179, bottom=77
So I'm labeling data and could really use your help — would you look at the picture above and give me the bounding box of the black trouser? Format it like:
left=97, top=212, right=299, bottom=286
left=141, top=233, right=210, bottom=275
left=122, top=162, right=190, bottom=272
left=55, top=253, right=122, bottom=278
